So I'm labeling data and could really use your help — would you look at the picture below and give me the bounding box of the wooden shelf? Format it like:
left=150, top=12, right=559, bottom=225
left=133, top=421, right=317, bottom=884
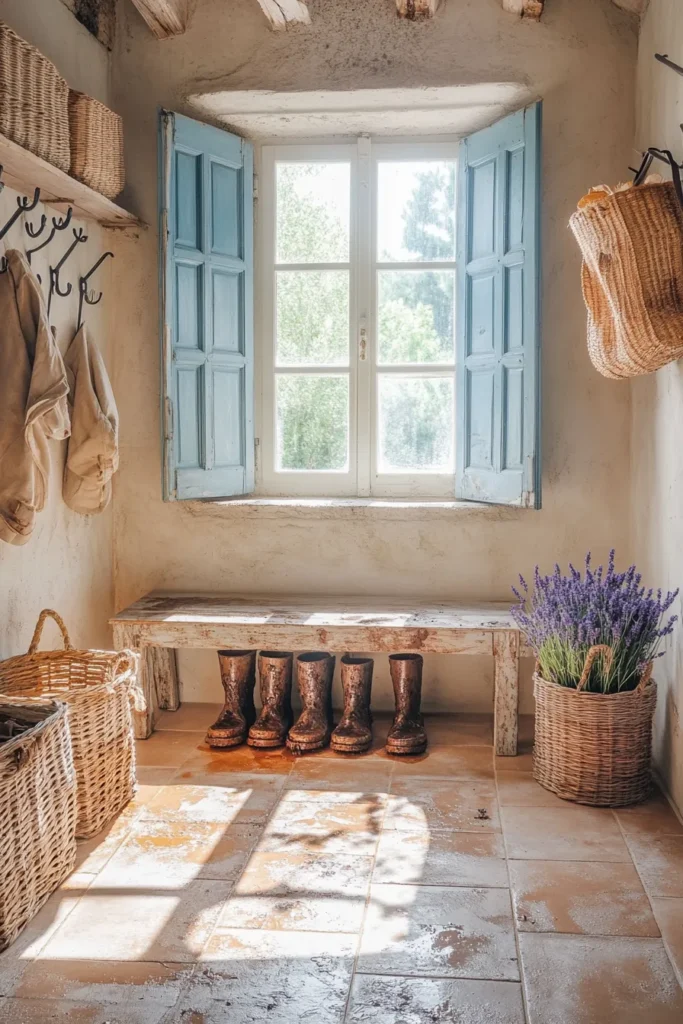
left=0, top=131, right=142, bottom=229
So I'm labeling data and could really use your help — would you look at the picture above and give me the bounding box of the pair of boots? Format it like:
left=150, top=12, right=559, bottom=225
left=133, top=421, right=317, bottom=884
left=206, top=651, right=427, bottom=756
left=206, top=651, right=372, bottom=755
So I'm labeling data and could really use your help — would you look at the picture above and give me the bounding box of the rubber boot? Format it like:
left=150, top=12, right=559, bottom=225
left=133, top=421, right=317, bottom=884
left=331, top=655, right=373, bottom=754
left=386, top=653, right=427, bottom=756
left=206, top=650, right=257, bottom=749
left=287, top=652, right=335, bottom=755
left=247, top=651, right=293, bottom=748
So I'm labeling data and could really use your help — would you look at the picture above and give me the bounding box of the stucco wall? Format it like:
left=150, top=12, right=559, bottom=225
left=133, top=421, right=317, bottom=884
left=631, top=0, right=683, bottom=814
left=110, top=0, right=638, bottom=713
left=0, top=0, right=115, bottom=657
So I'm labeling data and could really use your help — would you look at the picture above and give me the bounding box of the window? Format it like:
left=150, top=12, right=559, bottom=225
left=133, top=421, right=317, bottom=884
left=259, top=141, right=459, bottom=498
left=160, top=104, right=541, bottom=508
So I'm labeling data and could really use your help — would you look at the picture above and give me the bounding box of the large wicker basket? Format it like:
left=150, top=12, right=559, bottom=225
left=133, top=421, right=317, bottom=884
left=0, top=610, right=143, bottom=840
left=533, top=646, right=656, bottom=807
left=68, top=91, right=125, bottom=199
left=0, top=22, right=70, bottom=172
left=0, top=700, right=77, bottom=952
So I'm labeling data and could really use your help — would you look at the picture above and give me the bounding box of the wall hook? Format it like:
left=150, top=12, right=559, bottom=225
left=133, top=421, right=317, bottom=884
left=25, top=213, right=47, bottom=239
left=77, top=250, right=114, bottom=330
left=655, top=53, right=683, bottom=77
left=0, top=187, right=41, bottom=242
left=26, top=207, right=73, bottom=267
left=47, top=226, right=88, bottom=317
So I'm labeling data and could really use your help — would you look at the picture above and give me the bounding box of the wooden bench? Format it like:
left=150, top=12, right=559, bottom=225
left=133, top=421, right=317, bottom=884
left=111, top=593, right=529, bottom=755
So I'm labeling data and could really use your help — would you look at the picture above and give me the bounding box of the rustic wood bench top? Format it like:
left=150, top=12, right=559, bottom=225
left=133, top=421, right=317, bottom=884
left=111, top=592, right=522, bottom=653
left=111, top=592, right=527, bottom=756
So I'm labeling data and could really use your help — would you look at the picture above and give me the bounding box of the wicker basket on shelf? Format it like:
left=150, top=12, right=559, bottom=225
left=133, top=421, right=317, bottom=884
left=0, top=610, right=143, bottom=840
left=533, top=646, right=656, bottom=808
left=68, top=91, right=125, bottom=199
left=0, top=700, right=77, bottom=952
left=0, top=22, right=70, bottom=171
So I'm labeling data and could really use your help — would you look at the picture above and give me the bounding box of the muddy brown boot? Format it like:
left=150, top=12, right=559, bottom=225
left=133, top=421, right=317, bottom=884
left=386, top=653, right=427, bottom=756
left=287, top=652, right=335, bottom=755
left=206, top=650, right=257, bottom=749
left=247, top=651, right=293, bottom=749
left=331, top=656, right=373, bottom=754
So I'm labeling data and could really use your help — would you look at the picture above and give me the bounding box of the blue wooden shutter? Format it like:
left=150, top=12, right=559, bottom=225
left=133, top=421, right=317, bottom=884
left=456, top=102, right=541, bottom=508
left=160, top=111, right=254, bottom=500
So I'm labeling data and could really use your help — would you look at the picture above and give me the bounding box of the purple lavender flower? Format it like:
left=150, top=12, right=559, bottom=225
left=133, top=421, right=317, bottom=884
left=511, top=553, right=679, bottom=693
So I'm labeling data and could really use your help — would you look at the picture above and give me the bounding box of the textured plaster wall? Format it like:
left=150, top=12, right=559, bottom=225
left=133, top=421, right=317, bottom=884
left=111, top=0, right=638, bottom=712
left=631, top=0, right=683, bottom=813
left=0, top=0, right=116, bottom=657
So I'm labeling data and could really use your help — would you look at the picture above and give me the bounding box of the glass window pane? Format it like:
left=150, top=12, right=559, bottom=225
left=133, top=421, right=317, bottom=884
left=276, top=162, right=350, bottom=264
left=277, top=374, right=349, bottom=471
left=378, top=270, right=454, bottom=365
left=378, top=376, right=454, bottom=473
left=276, top=270, right=349, bottom=366
left=377, top=161, right=456, bottom=263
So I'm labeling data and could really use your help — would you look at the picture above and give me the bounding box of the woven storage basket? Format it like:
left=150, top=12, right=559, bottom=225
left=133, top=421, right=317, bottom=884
left=533, top=646, right=656, bottom=807
left=0, top=22, right=70, bottom=172
left=569, top=180, right=683, bottom=378
left=0, top=610, right=143, bottom=840
left=68, top=91, right=124, bottom=199
left=0, top=700, right=77, bottom=952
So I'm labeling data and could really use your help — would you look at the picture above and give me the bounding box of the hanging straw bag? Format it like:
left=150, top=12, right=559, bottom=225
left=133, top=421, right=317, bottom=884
left=0, top=700, right=77, bottom=951
left=0, top=610, right=144, bottom=839
left=569, top=156, right=683, bottom=379
left=533, top=645, right=656, bottom=807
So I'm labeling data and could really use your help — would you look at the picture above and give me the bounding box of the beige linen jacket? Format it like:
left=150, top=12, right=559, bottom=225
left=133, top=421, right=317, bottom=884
left=63, top=324, right=119, bottom=515
left=0, top=250, right=70, bottom=545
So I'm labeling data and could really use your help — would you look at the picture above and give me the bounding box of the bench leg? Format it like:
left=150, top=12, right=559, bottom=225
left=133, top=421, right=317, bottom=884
left=149, top=648, right=180, bottom=712
left=112, top=624, right=163, bottom=740
left=493, top=630, right=519, bottom=756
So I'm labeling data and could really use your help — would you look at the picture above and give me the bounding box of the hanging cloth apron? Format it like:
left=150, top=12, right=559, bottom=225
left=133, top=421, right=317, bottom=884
left=63, top=324, right=119, bottom=515
left=0, top=249, right=70, bottom=546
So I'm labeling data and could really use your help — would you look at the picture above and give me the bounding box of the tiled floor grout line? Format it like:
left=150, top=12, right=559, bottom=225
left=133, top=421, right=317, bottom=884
left=611, top=806, right=683, bottom=990
left=340, top=757, right=396, bottom=1023
left=163, top=751, right=299, bottom=1012
left=494, top=763, right=531, bottom=1024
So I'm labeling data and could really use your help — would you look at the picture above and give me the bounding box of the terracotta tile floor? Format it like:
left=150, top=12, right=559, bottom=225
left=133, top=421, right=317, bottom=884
left=1, top=706, right=683, bottom=1023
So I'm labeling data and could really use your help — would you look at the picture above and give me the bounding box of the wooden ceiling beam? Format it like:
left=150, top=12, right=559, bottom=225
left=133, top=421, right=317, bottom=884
left=501, top=0, right=545, bottom=19
left=255, top=0, right=311, bottom=30
left=128, top=0, right=194, bottom=38
left=396, top=0, right=442, bottom=17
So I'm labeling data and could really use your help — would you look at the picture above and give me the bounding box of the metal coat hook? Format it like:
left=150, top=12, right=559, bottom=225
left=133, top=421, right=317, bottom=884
left=47, top=226, right=88, bottom=317
left=631, top=147, right=683, bottom=209
left=25, top=212, right=47, bottom=239
left=655, top=53, right=683, bottom=77
left=0, top=187, right=41, bottom=242
left=26, top=207, right=73, bottom=266
left=77, top=250, right=114, bottom=330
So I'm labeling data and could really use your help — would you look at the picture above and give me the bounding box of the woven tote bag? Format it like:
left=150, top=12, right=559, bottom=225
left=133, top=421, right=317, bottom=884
left=0, top=610, right=143, bottom=839
left=0, top=700, right=77, bottom=951
left=569, top=180, right=683, bottom=378
left=533, top=646, right=656, bottom=807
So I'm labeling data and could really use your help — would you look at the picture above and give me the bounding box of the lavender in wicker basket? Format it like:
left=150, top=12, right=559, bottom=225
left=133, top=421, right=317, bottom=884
left=511, top=551, right=678, bottom=693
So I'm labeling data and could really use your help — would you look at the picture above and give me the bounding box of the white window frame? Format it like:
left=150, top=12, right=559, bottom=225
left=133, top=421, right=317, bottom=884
left=258, top=137, right=458, bottom=499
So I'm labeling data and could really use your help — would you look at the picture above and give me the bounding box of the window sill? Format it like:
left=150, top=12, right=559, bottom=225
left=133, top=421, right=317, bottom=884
left=187, top=497, right=524, bottom=521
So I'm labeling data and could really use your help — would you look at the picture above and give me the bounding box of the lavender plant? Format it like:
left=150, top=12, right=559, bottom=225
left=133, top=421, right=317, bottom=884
left=511, top=551, right=678, bottom=694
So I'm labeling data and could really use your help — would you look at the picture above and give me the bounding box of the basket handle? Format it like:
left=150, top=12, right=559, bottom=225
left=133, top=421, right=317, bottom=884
left=636, top=661, right=654, bottom=693
left=115, top=650, right=147, bottom=713
left=577, top=645, right=614, bottom=692
left=28, top=609, right=73, bottom=654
